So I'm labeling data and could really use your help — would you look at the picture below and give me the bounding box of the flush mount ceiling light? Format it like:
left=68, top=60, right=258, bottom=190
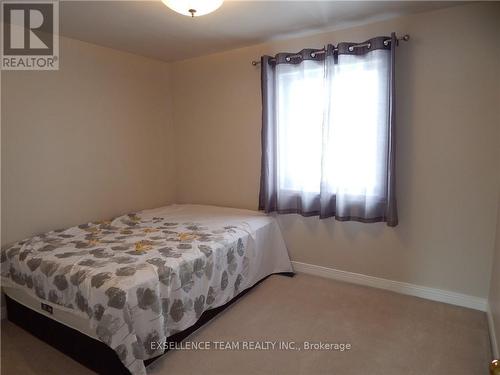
left=161, top=0, right=224, bottom=17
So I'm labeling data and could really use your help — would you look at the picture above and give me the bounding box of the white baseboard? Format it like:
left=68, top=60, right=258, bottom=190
left=487, top=304, right=499, bottom=359
left=291, top=261, right=488, bottom=312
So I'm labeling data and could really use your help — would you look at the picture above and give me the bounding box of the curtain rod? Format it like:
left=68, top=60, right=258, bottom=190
left=251, top=34, right=410, bottom=66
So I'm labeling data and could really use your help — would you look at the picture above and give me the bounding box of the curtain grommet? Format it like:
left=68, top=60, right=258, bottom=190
left=285, top=56, right=291, bottom=62
left=348, top=46, right=354, bottom=52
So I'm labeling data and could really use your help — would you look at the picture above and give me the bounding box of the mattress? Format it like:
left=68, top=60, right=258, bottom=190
left=1, top=204, right=293, bottom=375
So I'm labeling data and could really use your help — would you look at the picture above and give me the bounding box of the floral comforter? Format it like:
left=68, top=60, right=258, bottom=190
left=1, top=204, right=292, bottom=374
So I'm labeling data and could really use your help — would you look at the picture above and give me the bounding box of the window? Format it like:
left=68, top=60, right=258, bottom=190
left=259, top=36, right=398, bottom=226
left=277, top=61, right=324, bottom=194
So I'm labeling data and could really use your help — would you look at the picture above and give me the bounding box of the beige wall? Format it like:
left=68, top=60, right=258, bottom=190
left=1, top=36, right=175, bottom=246
left=171, top=3, right=500, bottom=298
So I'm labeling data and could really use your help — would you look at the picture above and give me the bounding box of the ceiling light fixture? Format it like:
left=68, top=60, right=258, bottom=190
left=161, top=0, right=224, bottom=17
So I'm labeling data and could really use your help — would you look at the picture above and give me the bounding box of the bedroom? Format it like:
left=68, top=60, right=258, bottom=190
left=1, top=1, right=500, bottom=374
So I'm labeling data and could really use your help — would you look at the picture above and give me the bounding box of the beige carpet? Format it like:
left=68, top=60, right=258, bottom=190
left=1, top=274, right=492, bottom=375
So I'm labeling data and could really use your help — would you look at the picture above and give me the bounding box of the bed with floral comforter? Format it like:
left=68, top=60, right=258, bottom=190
left=1, top=204, right=292, bottom=374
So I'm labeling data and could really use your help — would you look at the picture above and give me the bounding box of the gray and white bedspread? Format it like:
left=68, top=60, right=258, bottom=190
left=1, top=204, right=292, bottom=374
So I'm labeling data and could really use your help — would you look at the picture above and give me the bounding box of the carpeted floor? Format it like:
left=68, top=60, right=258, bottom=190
left=1, top=274, right=492, bottom=375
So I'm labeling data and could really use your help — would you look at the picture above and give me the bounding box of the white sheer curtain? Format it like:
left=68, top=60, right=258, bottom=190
left=276, top=60, right=324, bottom=199
left=259, top=35, right=398, bottom=225
left=320, top=50, right=390, bottom=218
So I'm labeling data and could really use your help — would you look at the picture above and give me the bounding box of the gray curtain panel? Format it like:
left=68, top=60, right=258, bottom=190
left=259, top=33, right=398, bottom=226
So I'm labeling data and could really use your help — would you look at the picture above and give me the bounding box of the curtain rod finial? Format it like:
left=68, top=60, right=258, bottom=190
left=401, top=34, right=410, bottom=41
left=252, top=60, right=260, bottom=66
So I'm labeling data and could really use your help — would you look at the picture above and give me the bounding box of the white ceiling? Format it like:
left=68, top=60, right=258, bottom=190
left=60, top=1, right=463, bottom=62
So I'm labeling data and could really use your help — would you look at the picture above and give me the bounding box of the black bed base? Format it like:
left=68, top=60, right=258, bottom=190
left=6, top=272, right=294, bottom=374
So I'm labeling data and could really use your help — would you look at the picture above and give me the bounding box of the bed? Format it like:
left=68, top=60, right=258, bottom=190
left=1, top=204, right=293, bottom=374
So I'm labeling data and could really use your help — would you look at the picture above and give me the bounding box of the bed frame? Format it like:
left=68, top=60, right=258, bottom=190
left=6, top=272, right=294, bottom=374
